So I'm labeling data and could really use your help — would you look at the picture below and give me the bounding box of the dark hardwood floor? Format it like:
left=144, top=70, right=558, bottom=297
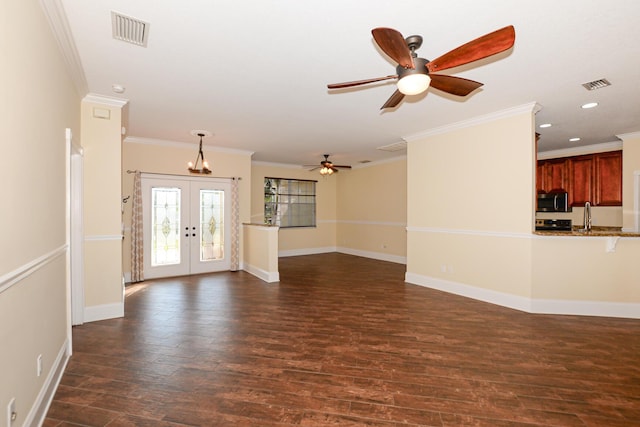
left=45, top=253, right=640, bottom=426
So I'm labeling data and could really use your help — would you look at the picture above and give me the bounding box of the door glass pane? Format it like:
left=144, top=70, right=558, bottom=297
left=200, top=189, right=224, bottom=261
left=151, top=187, right=181, bottom=266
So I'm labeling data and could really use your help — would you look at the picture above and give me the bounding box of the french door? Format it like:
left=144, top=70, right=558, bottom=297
left=142, top=174, right=231, bottom=279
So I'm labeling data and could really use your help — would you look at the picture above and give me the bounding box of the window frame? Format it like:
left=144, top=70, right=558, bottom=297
left=264, top=177, right=317, bottom=228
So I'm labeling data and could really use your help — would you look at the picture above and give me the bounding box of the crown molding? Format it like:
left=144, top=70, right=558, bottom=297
left=252, top=161, right=306, bottom=169
left=39, top=0, right=88, bottom=96
left=351, top=155, right=406, bottom=169
left=252, top=155, right=406, bottom=170
left=616, top=131, right=640, bottom=141
left=537, top=141, right=622, bottom=160
left=402, top=102, right=541, bottom=142
left=124, top=136, right=254, bottom=156
left=83, top=93, right=129, bottom=108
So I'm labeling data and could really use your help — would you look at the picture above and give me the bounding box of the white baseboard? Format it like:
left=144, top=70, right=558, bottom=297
left=84, top=302, right=125, bottom=322
left=243, top=263, right=279, bottom=283
left=27, top=338, right=70, bottom=427
left=278, top=246, right=407, bottom=265
left=405, top=272, right=532, bottom=312
left=278, top=246, right=336, bottom=257
left=531, top=298, right=640, bottom=319
left=337, top=247, right=407, bottom=265
left=405, top=272, right=640, bottom=319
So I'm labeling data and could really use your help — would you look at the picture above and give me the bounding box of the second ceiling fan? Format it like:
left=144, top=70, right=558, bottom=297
left=328, top=25, right=515, bottom=109
left=306, top=154, right=351, bottom=175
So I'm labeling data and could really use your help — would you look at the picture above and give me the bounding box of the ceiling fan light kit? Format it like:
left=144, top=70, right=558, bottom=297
left=397, top=72, right=431, bottom=95
left=328, top=25, right=515, bottom=109
left=320, top=166, right=334, bottom=175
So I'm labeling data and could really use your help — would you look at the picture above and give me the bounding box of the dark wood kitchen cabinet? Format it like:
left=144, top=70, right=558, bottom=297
left=568, top=155, right=594, bottom=206
left=595, top=151, right=622, bottom=205
left=538, top=158, right=568, bottom=193
left=536, top=162, right=544, bottom=193
left=538, top=150, right=622, bottom=207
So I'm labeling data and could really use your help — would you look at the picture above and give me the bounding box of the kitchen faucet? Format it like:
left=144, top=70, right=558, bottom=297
left=583, top=201, right=592, bottom=231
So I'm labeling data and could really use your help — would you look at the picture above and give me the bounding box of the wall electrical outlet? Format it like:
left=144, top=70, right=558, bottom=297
left=7, top=397, right=16, bottom=426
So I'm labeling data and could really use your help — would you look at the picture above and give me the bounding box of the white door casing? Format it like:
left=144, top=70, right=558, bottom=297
left=68, top=128, right=85, bottom=326
left=142, top=174, right=231, bottom=279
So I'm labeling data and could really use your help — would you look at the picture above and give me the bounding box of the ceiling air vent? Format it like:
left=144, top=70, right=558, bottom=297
left=111, top=11, right=149, bottom=47
left=377, top=141, right=407, bottom=152
left=582, top=78, right=611, bottom=91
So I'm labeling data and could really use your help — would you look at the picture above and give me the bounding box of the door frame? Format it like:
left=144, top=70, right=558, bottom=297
left=634, top=171, right=640, bottom=232
left=68, top=128, right=85, bottom=327
left=141, top=173, right=232, bottom=279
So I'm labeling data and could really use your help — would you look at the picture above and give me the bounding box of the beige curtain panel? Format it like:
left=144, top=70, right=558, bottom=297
left=230, top=178, right=240, bottom=271
left=130, top=171, right=144, bottom=282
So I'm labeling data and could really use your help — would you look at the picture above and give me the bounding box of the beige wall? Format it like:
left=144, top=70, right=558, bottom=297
left=336, top=158, right=407, bottom=262
left=122, top=139, right=252, bottom=277
left=81, top=97, right=126, bottom=317
left=406, top=105, right=536, bottom=300
left=242, top=224, right=279, bottom=282
left=620, top=132, right=640, bottom=230
left=408, top=111, right=535, bottom=233
left=0, top=0, right=81, bottom=425
left=250, top=159, right=407, bottom=262
left=251, top=163, right=337, bottom=254
left=406, top=104, right=640, bottom=316
left=532, top=237, right=640, bottom=302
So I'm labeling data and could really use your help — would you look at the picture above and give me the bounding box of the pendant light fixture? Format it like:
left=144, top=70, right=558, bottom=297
left=187, top=132, right=211, bottom=174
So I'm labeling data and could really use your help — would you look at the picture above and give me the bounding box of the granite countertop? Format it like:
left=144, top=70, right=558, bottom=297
left=534, top=226, right=640, bottom=237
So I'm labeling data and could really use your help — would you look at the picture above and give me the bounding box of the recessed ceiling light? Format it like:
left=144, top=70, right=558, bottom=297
left=581, top=102, right=598, bottom=109
left=569, top=137, right=581, bottom=142
left=539, top=123, right=552, bottom=128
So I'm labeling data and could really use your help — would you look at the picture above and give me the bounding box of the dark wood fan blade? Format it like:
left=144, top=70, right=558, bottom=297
left=372, top=28, right=415, bottom=69
left=328, top=75, right=397, bottom=89
left=429, top=74, right=484, bottom=96
left=381, top=89, right=405, bottom=109
left=427, top=25, right=515, bottom=73
left=332, top=165, right=352, bottom=169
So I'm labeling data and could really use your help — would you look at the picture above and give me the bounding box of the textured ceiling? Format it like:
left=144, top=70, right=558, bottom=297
left=57, top=0, right=640, bottom=166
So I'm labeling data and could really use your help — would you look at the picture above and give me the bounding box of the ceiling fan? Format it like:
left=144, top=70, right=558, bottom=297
left=327, top=25, right=515, bottom=109
left=306, top=154, right=352, bottom=175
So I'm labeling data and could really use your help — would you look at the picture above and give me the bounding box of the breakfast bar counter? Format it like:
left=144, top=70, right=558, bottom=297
left=534, top=226, right=640, bottom=237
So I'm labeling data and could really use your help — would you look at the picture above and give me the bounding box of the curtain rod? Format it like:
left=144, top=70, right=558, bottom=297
left=126, top=170, right=241, bottom=180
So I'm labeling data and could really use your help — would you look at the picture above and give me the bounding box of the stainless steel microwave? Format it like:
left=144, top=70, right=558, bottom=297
left=537, top=191, right=571, bottom=212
